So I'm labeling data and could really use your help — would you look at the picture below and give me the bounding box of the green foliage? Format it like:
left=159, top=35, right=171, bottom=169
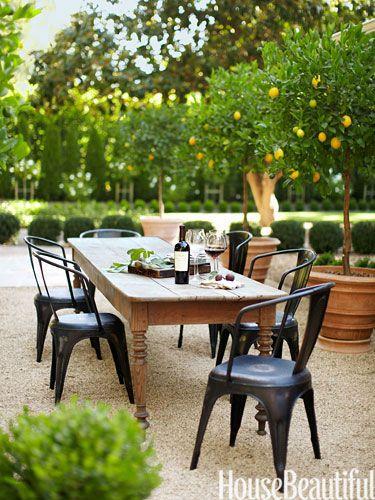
left=357, top=199, right=367, bottom=211
left=38, top=122, right=63, bottom=200
left=350, top=198, right=358, bottom=210
left=0, top=398, right=160, bottom=499
left=247, top=200, right=256, bottom=212
left=321, top=199, right=334, bottom=211
left=177, top=201, right=189, bottom=212
left=101, top=215, right=140, bottom=233
left=310, top=221, right=343, bottom=253
left=203, top=200, right=215, bottom=212
left=355, top=257, right=375, bottom=269
left=271, top=220, right=305, bottom=249
left=369, top=200, right=375, bottom=211
left=190, top=201, right=202, bottom=213
left=134, top=199, right=147, bottom=210
left=0, top=211, right=20, bottom=244
left=148, top=199, right=159, bottom=213
left=219, top=201, right=228, bottom=213
left=352, top=222, right=375, bottom=254
left=295, top=200, right=305, bottom=211
left=230, top=201, right=242, bottom=213
left=314, top=252, right=342, bottom=266
left=309, top=200, right=320, bottom=211
left=28, top=216, right=62, bottom=243
left=0, top=3, right=38, bottom=169
left=280, top=201, right=292, bottom=212
left=86, top=127, right=106, bottom=199
left=184, top=220, right=215, bottom=233
left=164, top=201, right=175, bottom=212
left=63, top=216, right=95, bottom=240
left=229, top=221, right=261, bottom=237
left=63, top=125, right=80, bottom=174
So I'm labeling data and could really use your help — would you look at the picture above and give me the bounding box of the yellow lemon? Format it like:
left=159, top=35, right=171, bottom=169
left=264, top=153, right=273, bottom=164
left=342, top=115, right=352, bottom=128
left=289, top=170, right=299, bottom=180
left=268, top=87, right=280, bottom=99
left=105, top=181, right=111, bottom=192
left=318, top=132, right=327, bottom=142
left=189, top=136, right=196, bottom=146
left=196, top=152, right=204, bottom=160
left=312, top=75, right=321, bottom=88
left=127, top=165, right=134, bottom=171
left=293, top=126, right=299, bottom=134
left=274, top=148, right=284, bottom=160
left=313, top=171, right=320, bottom=183
left=309, top=99, right=317, bottom=108
left=148, top=153, right=154, bottom=161
left=331, top=137, right=341, bottom=150
left=233, top=111, right=241, bottom=121
left=203, top=123, right=209, bottom=131
left=297, top=129, right=305, bottom=138
left=208, top=159, right=215, bottom=168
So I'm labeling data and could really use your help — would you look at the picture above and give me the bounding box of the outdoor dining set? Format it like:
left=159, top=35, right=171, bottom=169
left=24, top=227, right=334, bottom=490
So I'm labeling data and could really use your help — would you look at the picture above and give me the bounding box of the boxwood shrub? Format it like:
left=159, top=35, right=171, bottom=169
left=190, top=200, right=202, bottom=212
left=295, top=200, right=305, bottom=211
left=28, top=216, right=62, bottom=243
left=63, top=216, right=95, bottom=240
left=176, top=201, right=189, bottom=212
left=185, top=220, right=215, bottom=233
left=101, top=215, right=141, bottom=234
left=309, top=200, right=320, bottom=211
left=0, top=212, right=20, bottom=244
left=164, top=201, right=175, bottom=212
left=133, top=199, right=147, bottom=210
left=148, top=199, right=159, bottom=213
left=280, top=200, right=292, bottom=212
left=270, top=220, right=305, bottom=250
left=352, top=221, right=375, bottom=254
left=321, top=199, right=334, bottom=211
left=229, top=221, right=261, bottom=237
left=333, top=199, right=343, bottom=211
left=203, top=199, right=215, bottom=212
left=357, top=199, right=367, bottom=211
left=369, top=200, right=375, bottom=212
left=309, top=221, right=343, bottom=253
left=247, top=200, right=256, bottom=212
left=349, top=199, right=358, bottom=210
left=0, top=399, right=160, bottom=499
left=230, top=201, right=242, bottom=213
left=218, top=200, right=228, bottom=212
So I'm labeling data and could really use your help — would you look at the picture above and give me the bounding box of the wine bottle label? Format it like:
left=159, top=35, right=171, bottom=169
left=174, top=252, right=189, bottom=271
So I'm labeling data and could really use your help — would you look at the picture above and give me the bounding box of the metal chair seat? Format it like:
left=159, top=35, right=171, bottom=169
left=35, top=287, right=87, bottom=305
left=211, top=355, right=310, bottom=388
left=52, top=312, right=122, bottom=332
left=237, top=311, right=298, bottom=331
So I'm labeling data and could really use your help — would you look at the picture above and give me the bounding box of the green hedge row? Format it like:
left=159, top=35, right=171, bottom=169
left=279, top=199, right=375, bottom=212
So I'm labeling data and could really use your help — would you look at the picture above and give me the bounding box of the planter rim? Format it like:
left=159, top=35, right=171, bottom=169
left=310, top=265, right=375, bottom=283
left=140, top=216, right=183, bottom=223
left=249, top=236, right=281, bottom=244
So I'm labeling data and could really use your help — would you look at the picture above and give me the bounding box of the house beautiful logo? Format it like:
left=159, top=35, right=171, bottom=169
left=218, top=469, right=375, bottom=500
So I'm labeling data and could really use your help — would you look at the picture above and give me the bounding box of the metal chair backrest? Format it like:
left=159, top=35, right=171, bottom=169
left=80, top=228, right=141, bottom=238
left=24, top=236, right=72, bottom=296
left=32, top=251, right=103, bottom=330
left=227, top=231, right=252, bottom=274
left=249, top=248, right=316, bottom=318
left=226, top=282, right=334, bottom=381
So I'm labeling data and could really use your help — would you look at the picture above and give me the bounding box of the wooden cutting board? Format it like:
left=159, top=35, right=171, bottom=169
left=128, top=262, right=211, bottom=278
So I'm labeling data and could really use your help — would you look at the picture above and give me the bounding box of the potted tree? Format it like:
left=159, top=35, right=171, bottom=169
left=188, top=63, right=280, bottom=277
left=127, top=104, right=186, bottom=243
left=260, top=26, right=375, bottom=352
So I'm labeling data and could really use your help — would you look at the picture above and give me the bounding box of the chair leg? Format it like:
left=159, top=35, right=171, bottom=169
left=208, top=324, right=218, bottom=359
left=216, top=328, right=230, bottom=366
left=54, top=338, right=74, bottom=404
left=272, top=335, right=283, bottom=359
left=107, top=338, right=124, bottom=385
left=109, top=329, right=134, bottom=404
left=230, top=394, right=247, bottom=447
left=302, top=389, right=321, bottom=459
left=190, top=383, right=220, bottom=470
left=266, top=400, right=293, bottom=491
left=285, top=326, right=299, bottom=361
left=178, top=325, right=184, bottom=348
left=90, top=337, right=102, bottom=360
left=35, top=302, right=52, bottom=362
left=50, top=334, right=57, bottom=390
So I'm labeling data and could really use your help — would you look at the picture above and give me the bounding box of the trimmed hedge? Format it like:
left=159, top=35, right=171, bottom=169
left=352, top=221, right=375, bottom=254
left=134, top=199, right=147, bottom=210
left=229, top=221, right=261, bottom=237
left=101, top=215, right=141, bottom=234
left=309, top=200, right=320, bottom=211
left=203, top=200, right=215, bottom=212
left=218, top=201, right=228, bottom=212
left=271, top=220, right=305, bottom=249
left=184, top=220, right=215, bottom=233
left=28, top=216, right=62, bottom=243
left=148, top=199, right=159, bottom=213
left=309, top=221, right=343, bottom=253
left=176, top=201, right=189, bottom=212
left=321, top=199, right=333, bottom=211
left=280, top=201, right=292, bottom=212
left=63, top=217, right=95, bottom=240
left=230, top=201, right=242, bottom=213
left=164, top=201, right=175, bottom=213
left=0, top=212, right=20, bottom=244
left=295, top=200, right=304, bottom=211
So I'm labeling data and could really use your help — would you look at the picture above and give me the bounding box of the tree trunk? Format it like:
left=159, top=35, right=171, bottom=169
left=246, top=171, right=282, bottom=227
left=343, top=168, right=351, bottom=276
left=158, top=171, right=164, bottom=217
left=242, top=169, right=249, bottom=230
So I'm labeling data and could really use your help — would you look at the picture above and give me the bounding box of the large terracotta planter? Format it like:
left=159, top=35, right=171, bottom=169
left=140, top=216, right=182, bottom=244
left=308, top=266, right=375, bottom=353
left=221, top=236, right=280, bottom=283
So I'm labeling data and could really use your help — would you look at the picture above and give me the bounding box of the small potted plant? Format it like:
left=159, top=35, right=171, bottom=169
left=260, top=25, right=375, bottom=352
left=127, top=105, right=185, bottom=243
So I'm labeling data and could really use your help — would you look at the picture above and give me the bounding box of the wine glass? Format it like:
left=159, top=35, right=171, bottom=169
left=186, top=229, right=205, bottom=284
left=205, top=231, right=227, bottom=274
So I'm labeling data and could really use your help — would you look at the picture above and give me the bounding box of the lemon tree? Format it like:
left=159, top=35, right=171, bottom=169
left=258, top=25, right=375, bottom=274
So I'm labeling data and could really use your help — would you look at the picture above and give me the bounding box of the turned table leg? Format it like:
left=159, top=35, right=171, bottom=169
left=71, top=248, right=81, bottom=288
left=255, top=304, right=276, bottom=435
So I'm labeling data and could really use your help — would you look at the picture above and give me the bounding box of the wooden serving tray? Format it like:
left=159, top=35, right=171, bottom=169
left=128, top=262, right=211, bottom=278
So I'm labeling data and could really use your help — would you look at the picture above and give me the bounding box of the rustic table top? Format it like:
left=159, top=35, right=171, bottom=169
left=69, top=237, right=286, bottom=303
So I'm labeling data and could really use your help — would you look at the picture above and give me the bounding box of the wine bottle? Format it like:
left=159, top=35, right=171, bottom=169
left=174, top=225, right=190, bottom=284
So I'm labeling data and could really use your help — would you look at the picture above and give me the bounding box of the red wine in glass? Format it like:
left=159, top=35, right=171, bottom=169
left=204, top=231, right=227, bottom=273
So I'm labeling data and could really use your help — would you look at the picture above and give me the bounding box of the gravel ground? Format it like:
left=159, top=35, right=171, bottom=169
left=0, top=249, right=374, bottom=499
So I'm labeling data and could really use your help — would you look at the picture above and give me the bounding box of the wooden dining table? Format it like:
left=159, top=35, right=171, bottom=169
left=69, top=236, right=286, bottom=430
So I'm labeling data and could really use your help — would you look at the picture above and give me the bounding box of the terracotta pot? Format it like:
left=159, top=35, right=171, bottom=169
left=140, top=216, right=182, bottom=244
left=221, top=236, right=280, bottom=283
left=308, top=266, right=375, bottom=354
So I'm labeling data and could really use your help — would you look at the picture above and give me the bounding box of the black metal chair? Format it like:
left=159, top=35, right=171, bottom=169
left=216, top=248, right=316, bottom=365
left=24, top=236, right=101, bottom=362
left=33, top=250, right=134, bottom=405
left=178, top=230, right=252, bottom=358
left=190, top=282, right=334, bottom=490
left=80, top=229, right=141, bottom=238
